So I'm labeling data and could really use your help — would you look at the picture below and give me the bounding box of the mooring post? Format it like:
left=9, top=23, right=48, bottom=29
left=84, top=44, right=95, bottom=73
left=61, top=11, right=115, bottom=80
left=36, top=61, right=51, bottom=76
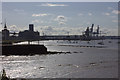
left=38, top=40, right=39, bottom=45
left=28, top=41, right=30, bottom=45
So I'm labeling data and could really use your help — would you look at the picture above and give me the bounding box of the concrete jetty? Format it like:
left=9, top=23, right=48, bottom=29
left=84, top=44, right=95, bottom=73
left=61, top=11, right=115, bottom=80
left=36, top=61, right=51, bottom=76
left=2, top=44, right=47, bottom=55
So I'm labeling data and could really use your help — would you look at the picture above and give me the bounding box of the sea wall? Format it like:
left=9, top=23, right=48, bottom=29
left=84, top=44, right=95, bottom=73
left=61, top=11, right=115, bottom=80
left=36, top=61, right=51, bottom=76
left=2, top=45, right=47, bottom=55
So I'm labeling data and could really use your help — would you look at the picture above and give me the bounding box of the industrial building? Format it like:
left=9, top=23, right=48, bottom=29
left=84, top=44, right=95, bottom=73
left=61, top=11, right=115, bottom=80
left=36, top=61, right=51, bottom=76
left=83, top=24, right=100, bottom=37
left=2, top=23, right=40, bottom=41
left=19, top=24, right=40, bottom=40
left=1, top=22, right=119, bottom=42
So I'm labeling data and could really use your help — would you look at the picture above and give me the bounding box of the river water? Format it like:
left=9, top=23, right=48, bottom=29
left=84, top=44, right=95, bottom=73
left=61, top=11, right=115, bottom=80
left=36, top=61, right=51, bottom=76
left=0, top=39, right=119, bottom=78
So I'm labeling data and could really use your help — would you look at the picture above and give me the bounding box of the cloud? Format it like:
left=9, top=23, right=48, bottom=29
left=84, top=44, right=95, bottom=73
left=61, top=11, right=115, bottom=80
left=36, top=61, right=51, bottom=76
left=86, top=22, right=91, bottom=25
left=103, top=12, right=110, bottom=16
left=14, top=9, right=24, bottom=12
left=111, top=16, right=117, bottom=18
left=45, top=26, right=53, bottom=31
left=32, top=13, right=49, bottom=17
left=55, top=15, right=67, bottom=22
left=39, top=3, right=68, bottom=7
left=112, top=10, right=120, bottom=14
left=88, top=13, right=92, bottom=16
left=8, top=25, right=20, bottom=32
left=100, top=27, right=118, bottom=36
left=35, top=26, right=54, bottom=35
left=31, top=24, right=118, bottom=36
left=108, top=7, right=113, bottom=10
left=54, top=15, right=67, bottom=25
left=78, top=13, right=83, bottom=16
left=35, top=26, right=84, bottom=35
left=32, top=20, right=39, bottom=23
left=14, top=9, right=26, bottom=15
left=59, top=22, right=66, bottom=25
left=112, top=20, right=118, bottom=23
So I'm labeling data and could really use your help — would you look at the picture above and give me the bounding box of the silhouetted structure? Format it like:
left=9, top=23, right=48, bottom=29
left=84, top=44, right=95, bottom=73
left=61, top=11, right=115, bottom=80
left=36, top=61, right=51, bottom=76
left=83, top=24, right=100, bottom=37
left=3, top=45, right=47, bottom=55
left=18, top=24, right=39, bottom=40
left=29, top=24, right=34, bottom=31
left=1, top=22, right=119, bottom=42
left=2, top=23, right=40, bottom=41
left=2, top=22, right=9, bottom=40
left=85, top=27, right=90, bottom=37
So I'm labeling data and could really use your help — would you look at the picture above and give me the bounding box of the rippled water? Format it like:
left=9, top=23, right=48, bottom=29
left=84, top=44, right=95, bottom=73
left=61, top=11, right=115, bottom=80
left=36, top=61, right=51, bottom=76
left=0, top=39, right=119, bottom=78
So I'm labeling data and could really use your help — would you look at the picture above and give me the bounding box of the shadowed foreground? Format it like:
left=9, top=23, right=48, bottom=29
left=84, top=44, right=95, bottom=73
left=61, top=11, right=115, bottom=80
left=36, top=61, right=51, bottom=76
left=2, top=45, right=47, bottom=55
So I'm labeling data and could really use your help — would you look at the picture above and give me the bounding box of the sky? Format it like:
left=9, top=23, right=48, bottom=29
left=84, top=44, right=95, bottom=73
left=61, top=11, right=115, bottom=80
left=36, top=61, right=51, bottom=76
left=1, top=2, right=119, bottom=36
left=1, top=0, right=120, bottom=2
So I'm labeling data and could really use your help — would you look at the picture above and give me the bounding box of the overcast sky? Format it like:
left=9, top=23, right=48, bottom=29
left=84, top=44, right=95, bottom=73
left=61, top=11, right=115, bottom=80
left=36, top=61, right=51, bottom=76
left=1, top=2, right=119, bottom=36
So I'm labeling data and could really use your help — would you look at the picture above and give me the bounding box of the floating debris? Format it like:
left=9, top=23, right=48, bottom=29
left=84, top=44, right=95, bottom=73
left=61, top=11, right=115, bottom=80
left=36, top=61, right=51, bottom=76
left=87, top=41, right=90, bottom=44
left=108, top=41, right=112, bottom=43
left=58, top=64, right=73, bottom=67
left=80, top=51, right=83, bottom=53
left=98, top=42, right=104, bottom=45
left=89, top=62, right=97, bottom=66
left=73, top=51, right=78, bottom=53
left=66, top=64, right=73, bottom=66
left=39, top=66, right=45, bottom=69
left=117, top=41, right=120, bottom=44
left=58, top=64, right=62, bottom=66
left=73, top=65, right=79, bottom=68
left=47, top=51, right=71, bottom=54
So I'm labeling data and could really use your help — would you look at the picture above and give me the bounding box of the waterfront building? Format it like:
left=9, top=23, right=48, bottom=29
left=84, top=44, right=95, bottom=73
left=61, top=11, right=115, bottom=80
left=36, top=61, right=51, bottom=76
left=18, top=24, right=40, bottom=40
left=2, top=22, right=9, bottom=40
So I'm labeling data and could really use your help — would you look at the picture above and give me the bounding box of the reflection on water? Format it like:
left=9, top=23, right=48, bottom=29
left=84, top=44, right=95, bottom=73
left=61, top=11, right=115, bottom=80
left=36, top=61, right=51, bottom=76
left=0, top=39, right=118, bottom=78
